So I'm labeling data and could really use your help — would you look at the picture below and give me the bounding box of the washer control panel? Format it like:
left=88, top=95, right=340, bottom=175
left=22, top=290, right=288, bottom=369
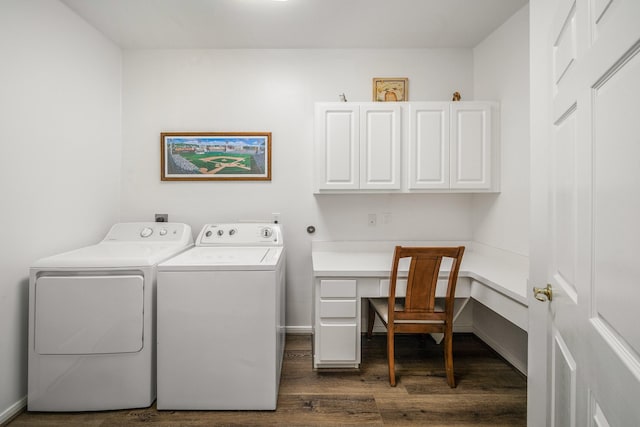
left=102, top=222, right=193, bottom=244
left=196, top=223, right=282, bottom=246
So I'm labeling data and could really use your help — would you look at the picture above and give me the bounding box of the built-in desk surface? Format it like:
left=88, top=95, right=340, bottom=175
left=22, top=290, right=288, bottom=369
left=311, top=241, right=530, bottom=369
left=312, top=241, right=529, bottom=305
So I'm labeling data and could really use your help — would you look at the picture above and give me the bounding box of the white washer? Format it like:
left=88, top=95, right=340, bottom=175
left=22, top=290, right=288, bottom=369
left=157, top=222, right=285, bottom=410
left=28, top=222, right=193, bottom=411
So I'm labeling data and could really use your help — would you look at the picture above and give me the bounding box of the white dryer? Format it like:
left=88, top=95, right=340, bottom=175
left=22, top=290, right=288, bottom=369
left=156, top=222, right=285, bottom=410
left=28, top=222, right=193, bottom=411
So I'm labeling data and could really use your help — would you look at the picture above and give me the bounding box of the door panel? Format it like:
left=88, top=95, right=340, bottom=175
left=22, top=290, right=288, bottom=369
left=552, top=108, right=578, bottom=300
left=552, top=330, right=577, bottom=427
left=591, top=398, right=612, bottom=427
left=592, top=44, right=640, bottom=358
left=552, top=2, right=577, bottom=86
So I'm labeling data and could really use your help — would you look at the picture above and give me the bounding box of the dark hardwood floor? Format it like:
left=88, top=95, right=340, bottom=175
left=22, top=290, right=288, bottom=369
left=8, top=333, right=526, bottom=426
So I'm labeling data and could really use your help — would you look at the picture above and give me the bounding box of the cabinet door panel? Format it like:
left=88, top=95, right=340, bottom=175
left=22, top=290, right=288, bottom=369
left=408, top=103, right=450, bottom=189
left=359, top=104, right=401, bottom=189
left=450, top=102, right=492, bottom=190
left=315, top=104, right=359, bottom=190
left=319, top=323, right=357, bottom=362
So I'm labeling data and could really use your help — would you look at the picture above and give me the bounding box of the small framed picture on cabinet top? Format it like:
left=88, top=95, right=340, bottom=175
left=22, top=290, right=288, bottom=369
left=372, top=77, right=408, bottom=102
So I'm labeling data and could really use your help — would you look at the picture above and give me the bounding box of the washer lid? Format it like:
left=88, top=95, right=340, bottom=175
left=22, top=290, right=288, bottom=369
left=158, top=246, right=284, bottom=271
left=31, top=242, right=193, bottom=269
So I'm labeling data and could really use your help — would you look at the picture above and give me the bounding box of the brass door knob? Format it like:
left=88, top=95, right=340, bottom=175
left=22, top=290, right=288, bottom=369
left=533, top=284, right=553, bottom=302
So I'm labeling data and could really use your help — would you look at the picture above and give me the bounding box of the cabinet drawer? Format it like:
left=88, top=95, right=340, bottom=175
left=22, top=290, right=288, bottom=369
left=320, top=299, right=357, bottom=318
left=320, top=280, right=356, bottom=297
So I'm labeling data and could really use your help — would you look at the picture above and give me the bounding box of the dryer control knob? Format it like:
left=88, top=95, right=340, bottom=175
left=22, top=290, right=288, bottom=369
left=217, top=229, right=224, bottom=236
left=159, top=228, right=168, bottom=236
left=261, top=227, right=273, bottom=238
left=140, top=227, right=153, bottom=238
left=229, top=229, right=237, bottom=236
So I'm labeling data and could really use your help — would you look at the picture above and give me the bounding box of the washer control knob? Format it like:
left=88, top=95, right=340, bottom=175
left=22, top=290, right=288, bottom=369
left=217, top=229, right=224, bottom=237
left=159, top=228, right=168, bottom=236
left=261, top=227, right=273, bottom=238
left=205, top=230, right=213, bottom=237
left=140, top=227, right=153, bottom=238
left=229, top=228, right=237, bottom=236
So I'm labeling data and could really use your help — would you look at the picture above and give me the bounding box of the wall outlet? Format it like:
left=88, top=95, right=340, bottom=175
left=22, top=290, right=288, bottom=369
left=368, top=213, right=377, bottom=226
left=272, top=212, right=280, bottom=224
left=155, top=214, right=168, bottom=223
left=382, top=212, right=392, bottom=225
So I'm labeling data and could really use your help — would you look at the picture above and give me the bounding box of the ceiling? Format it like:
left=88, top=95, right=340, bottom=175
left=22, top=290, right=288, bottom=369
left=60, top=0, right=528, bottom=49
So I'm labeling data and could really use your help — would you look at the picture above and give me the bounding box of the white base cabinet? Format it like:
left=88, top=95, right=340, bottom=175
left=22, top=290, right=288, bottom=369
left=313, top=279, right=360, bottom=368
left=315, top=101, right=499, bottom=193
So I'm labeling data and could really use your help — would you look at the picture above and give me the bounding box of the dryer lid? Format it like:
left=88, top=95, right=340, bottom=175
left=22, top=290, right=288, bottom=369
left=31, top=222, right=194, bottom=269
left=31, top=242, right=193, bottom=268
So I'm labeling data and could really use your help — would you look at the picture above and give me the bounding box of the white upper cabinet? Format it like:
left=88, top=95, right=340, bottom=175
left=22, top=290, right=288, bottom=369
left=315, top=101, right=498, bottom=193
left=359, top=104, right=402, bottom=190
left=408, top=103, right=450, bottom=189
left=315, top=104, right=360, bottom=190
left=315, top=103, right=401, bottom=191
left=450, top=102, right=492, bottom=190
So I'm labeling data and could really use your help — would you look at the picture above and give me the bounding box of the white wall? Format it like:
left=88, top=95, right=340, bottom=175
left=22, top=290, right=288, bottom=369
left=472, top=5, right=530, bottom=256
left=120, top=49, right=475, bottom=330
left=0, top=0, right=122, bottom=420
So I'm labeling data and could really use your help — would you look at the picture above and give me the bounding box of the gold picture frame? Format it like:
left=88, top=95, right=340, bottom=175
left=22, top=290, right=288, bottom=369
left=160, top=132, right=271, bottom=181
left=372, top=77, right=408, bottom=102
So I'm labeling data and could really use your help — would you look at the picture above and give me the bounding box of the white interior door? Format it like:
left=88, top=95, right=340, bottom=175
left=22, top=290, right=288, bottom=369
left=529, top=0, right=640, bottom=425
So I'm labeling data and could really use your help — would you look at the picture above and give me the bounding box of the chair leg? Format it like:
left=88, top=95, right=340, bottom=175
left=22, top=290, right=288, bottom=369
left=366, top=300, right=375, bottom=338
left=444, top=327, right=456, bottom=388
left=388, top=329, right=396, bottom=387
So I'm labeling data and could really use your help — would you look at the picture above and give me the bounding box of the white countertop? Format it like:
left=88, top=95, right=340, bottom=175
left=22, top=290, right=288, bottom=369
left=312, top=241, right=529, bottom=306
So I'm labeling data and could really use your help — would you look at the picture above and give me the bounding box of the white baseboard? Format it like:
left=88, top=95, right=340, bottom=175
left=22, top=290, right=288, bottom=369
left=285, top=325, right=312, bottom=334
left=0, top=396, right=26, bottom=425
left=473, top=326, right=527, bottom=375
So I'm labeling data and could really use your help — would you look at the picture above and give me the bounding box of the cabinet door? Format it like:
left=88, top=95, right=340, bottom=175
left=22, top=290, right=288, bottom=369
left=315, top=104, right=360, bottom=190
left=359, top=104, right=401, bottom=190
left=318, top=323, right=358, bottom=362
left=408, top=102, right=450, bottom=189
left=450, top=102, right=492, bottom=190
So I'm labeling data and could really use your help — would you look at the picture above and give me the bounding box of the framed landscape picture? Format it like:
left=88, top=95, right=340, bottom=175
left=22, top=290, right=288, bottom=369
left=372, top=77, right=408, bottom=102
left=160, top=132, right=271, bottom=181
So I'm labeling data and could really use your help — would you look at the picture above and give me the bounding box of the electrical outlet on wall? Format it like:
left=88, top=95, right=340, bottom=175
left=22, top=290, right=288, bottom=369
left=155, top=214, right=168, bottom=223
left=368, top=213, right=377, bottom=226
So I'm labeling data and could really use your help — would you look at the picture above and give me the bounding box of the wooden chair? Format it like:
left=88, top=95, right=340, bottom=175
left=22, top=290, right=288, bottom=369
left=366, top=246, right=465, bottom=387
